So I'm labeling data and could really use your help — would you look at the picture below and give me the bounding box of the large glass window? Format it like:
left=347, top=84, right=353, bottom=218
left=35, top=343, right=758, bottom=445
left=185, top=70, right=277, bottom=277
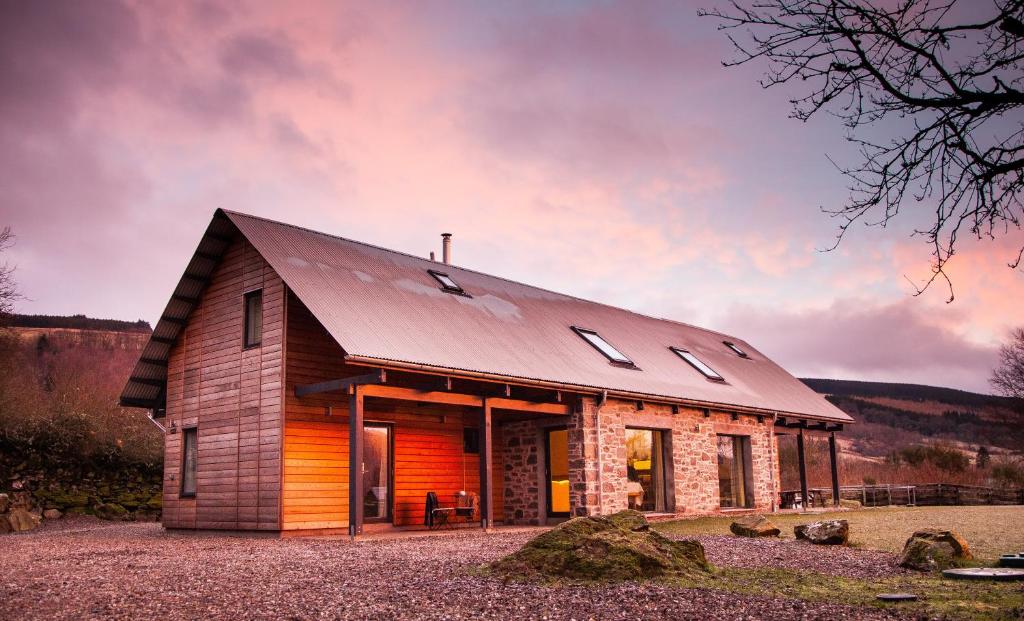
left=625, top=428, right=666, bottom=512
left=243, top=289, right=263, bottom=348
left=717, top=435, right=753, bottom=508
left=181, top=427, right=197, bottom=497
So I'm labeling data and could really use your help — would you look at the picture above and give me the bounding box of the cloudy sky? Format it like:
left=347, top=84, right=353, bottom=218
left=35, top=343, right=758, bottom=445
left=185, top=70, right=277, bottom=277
left=1, top=1, right=1021, bottom=393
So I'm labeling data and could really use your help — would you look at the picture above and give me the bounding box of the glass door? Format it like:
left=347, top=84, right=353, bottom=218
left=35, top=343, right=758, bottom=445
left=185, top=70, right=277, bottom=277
left=625, top=428, right=666, bottom=512
left=363, top=423, right=392, bottom=522
left=545, top=429, right=570, bottom=517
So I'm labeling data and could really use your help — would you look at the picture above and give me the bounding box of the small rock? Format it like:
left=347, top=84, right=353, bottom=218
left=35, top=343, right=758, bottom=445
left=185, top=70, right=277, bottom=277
left=795, top=520, right=849, bottom=545
left=899, top=529, right=972, bottom=571
left=730, top=515, right=780, bottom=538
left=6, top=508, right=41, bottom=532
left=0, top=515, right=11, bottom=534
left=0, top=492, right=9, bottom=513
left=43, top=509, right=62, bottom=520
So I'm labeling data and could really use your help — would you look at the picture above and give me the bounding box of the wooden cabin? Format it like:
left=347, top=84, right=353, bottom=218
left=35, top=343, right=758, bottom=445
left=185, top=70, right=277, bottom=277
left=120, top=210, right=853, bottom=536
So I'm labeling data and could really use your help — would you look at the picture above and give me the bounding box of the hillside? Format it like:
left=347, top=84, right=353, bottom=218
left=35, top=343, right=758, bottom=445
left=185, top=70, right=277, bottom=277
left=790, top=377, right=1024, bottom=491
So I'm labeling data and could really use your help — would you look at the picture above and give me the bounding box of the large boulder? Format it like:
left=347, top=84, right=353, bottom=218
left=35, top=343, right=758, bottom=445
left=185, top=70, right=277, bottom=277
left=94, top=503, right=129, bottom=520
left=6, top=508, right=41, bottom=532
left=0, top=515, right=11, bottom=534
left=491, top=510, right=710, bottom=581
left=730, top=515, right=780, bottom=538
left=899, top=529, right=973, bottom=571
left=0, top=492, right=9, bottom=513
left=795, top=519, right=849, bottom=545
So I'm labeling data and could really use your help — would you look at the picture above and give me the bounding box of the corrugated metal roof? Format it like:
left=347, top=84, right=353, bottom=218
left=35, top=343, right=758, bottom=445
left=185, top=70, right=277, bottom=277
left=215, top=209, right=852, bottom=423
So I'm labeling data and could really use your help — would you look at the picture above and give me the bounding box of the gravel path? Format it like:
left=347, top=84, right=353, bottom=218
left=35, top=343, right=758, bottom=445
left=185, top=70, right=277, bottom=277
left=1, top=519, right=909, bottom=620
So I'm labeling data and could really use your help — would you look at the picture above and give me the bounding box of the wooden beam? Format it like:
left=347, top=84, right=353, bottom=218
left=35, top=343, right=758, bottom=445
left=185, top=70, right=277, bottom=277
left=360, top=385, right=482, bottom=407
left=488, top=398, right=570, bottom=415
left=797, top=428, right=809, bottom=509
left=358, top=385, right=568, bottom=414
left=349, top=386, right=364, bottom=538
left=160, top=316, right=188, bottom=326
left=294, top=370, right=384, bottom=398
left=479, top=398, right=493, bottom=530
left=131, top=378, right=166, bottom=388
left=139, top=357, right=168, bottom=367
left=829, top=432, right=840, bottom=508
left=171, top=294, right=200, bottom=305
left=150, top=336, right=175, bottom=345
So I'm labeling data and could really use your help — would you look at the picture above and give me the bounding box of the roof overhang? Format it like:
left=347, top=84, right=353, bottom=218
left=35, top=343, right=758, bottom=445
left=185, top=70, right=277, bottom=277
left=119, top=210, right=238, bottom=412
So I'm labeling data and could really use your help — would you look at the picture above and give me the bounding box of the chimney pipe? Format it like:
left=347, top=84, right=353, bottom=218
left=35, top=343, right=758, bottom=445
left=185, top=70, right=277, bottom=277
left=429, top=251, right=436, bottom=262
left=441, top=233, right=452, bottom=265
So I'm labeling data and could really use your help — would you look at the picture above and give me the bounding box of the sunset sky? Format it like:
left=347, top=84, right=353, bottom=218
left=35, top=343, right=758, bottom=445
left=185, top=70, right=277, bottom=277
left=2, top=1, right=1021, bottom=393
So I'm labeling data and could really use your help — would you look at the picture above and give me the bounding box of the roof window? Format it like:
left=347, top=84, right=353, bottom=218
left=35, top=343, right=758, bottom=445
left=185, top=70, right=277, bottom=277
left=670, top=347, right=724, bottom=381
left=428, top=269, right=467, bottom=295
left=572, top=327, right=634, bottom=366
left=723, top=341, right=748, bottom=358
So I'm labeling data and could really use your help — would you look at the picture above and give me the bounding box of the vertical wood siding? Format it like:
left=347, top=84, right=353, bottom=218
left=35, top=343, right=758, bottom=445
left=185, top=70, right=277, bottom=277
left=161, top=237, right=283, bottom=530
left=282, top=295, right=504, bottom=530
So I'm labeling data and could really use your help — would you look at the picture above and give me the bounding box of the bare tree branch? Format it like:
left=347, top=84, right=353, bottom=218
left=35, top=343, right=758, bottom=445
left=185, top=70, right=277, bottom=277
left=701, top=0, right=1024, bottom=300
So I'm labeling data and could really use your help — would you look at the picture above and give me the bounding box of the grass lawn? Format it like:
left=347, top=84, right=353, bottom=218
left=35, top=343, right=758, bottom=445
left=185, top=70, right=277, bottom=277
left=655, top=505, right=1024, bottom=561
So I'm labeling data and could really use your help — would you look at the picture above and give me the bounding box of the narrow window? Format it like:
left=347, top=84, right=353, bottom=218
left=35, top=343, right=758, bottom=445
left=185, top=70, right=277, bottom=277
left=625, top=428, right=668, bottom=512
left=670, top=347, right=724, bottom=381
left=463, top=427, right=480, bottom=454
left=572, top=327, right=634, bottom=365
left=243, top=289, right=263, bottom=348
left=181, top=427, right=198, bottom=498
left=724, top=341, right=748, bottom=358
left=428, top=269, right=466, bottom=294
left=717, top=435, right=753, bottom=508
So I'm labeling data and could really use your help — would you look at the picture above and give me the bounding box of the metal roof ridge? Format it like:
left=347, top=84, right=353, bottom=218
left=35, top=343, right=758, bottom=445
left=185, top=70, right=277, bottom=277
left=219, top=208, right=743, bottom=343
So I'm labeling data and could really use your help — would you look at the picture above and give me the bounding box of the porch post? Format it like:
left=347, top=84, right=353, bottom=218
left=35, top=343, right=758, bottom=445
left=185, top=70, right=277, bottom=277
left=348, top=386, right=364, bottom=537
left=829, top=432, right=840, bottom=507
left=479, top=398, right=493, bottom=530
left=797, top=428, right=809, bottom=508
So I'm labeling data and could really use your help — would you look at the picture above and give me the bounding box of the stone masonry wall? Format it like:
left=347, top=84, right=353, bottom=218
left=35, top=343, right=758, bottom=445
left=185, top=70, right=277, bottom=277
left=501, top=420, right=541, bottom=525
left=567, top=399, right=601, bottom=517
left=588, top=398, right=779, bottom=516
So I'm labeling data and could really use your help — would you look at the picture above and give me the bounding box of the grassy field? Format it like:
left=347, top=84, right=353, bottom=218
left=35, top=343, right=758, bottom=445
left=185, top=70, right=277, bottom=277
left=655, top=506, right=1024, bottom=619
left=655, top=505, right=1024, bottom=561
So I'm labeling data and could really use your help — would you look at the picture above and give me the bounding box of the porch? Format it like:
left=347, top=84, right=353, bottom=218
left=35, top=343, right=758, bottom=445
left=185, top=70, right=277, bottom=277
left=285, top=369, right=575, bottom=536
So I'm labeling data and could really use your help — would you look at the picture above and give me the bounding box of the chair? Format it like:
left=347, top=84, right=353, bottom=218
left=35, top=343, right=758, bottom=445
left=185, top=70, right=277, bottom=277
left=424, top=492, right=454, bottom=530
left=455, top=492, right=479, bottom=524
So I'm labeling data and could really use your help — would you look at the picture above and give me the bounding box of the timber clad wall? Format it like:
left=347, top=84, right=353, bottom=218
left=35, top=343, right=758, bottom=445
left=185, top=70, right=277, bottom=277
left=162, top=238, right=284, bottom=530
left=282, top=296, right=504, bottom=531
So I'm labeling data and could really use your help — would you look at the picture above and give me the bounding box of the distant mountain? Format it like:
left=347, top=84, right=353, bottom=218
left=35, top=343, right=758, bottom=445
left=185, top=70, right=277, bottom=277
left=9, top=313, right=151, bottom=333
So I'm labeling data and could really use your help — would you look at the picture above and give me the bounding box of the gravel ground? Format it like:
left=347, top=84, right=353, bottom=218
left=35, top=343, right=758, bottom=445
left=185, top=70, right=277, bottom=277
left=691, top=535, right=910, bottom=580
left=1, top=518, right=910, bottom=621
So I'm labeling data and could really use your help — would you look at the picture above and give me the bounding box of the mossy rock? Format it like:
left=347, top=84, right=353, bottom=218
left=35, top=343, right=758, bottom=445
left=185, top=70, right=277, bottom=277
left=94, top=503, right=129, bottom=520
left=145, top=494, right=162, bottom=510
left=899, top=529, right=973, bottom=571
left=491, top=510, right=710, bottom=582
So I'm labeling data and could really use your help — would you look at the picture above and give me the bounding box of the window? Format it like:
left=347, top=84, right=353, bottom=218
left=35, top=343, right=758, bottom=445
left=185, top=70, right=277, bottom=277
left=572, top=327, right=634, bottom=365
left=428, top=269, right=466, bottom=294
left=717, top=435, right=753, bottom=508
left=463, top=427, right=480, bottom=454
left=625, top=428, right=668, bottom=512
left=670, top=347, right=724, bottom=381
left=243, top=289, right=263, bottom=348
left=724, top=341, right=748, bottom=358
left=181, top=427, right=197, bottom=498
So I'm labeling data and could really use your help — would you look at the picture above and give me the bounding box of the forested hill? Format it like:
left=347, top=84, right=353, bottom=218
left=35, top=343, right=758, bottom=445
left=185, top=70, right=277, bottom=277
left=10, top=314, right=151, bottom=333
left=800, top=378, right=1017, bottom=410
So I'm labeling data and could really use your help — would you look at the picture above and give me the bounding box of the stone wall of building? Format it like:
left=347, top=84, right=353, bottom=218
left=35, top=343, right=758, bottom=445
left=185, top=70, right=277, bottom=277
left=567, top=399, right=601, bottom=517
left=501, top=420, right=541, bottom=525
left=588, top=398, right=780, bottom=516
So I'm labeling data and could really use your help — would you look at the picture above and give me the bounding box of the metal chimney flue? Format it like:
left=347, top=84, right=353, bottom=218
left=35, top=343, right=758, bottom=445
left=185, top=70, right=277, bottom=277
left=441, top=233, right=452, bottom=265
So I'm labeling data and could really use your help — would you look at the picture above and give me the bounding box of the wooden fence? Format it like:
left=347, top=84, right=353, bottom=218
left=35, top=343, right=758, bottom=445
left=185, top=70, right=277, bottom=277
left=780, top=483, right=1024, bottom=509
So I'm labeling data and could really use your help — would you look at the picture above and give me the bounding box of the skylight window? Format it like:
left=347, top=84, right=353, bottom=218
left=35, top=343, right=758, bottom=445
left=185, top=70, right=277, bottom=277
left=723, top=341, right=748, bottom=358
left=670, top=347, right=724, bottom=381
left=428, top=269, right=466, bottom=294
left=572, top=327, right=634, bottom=366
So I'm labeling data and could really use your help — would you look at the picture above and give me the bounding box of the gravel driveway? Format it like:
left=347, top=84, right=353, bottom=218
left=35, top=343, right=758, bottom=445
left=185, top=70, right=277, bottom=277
left=1, top=518, right=908, bottom=620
